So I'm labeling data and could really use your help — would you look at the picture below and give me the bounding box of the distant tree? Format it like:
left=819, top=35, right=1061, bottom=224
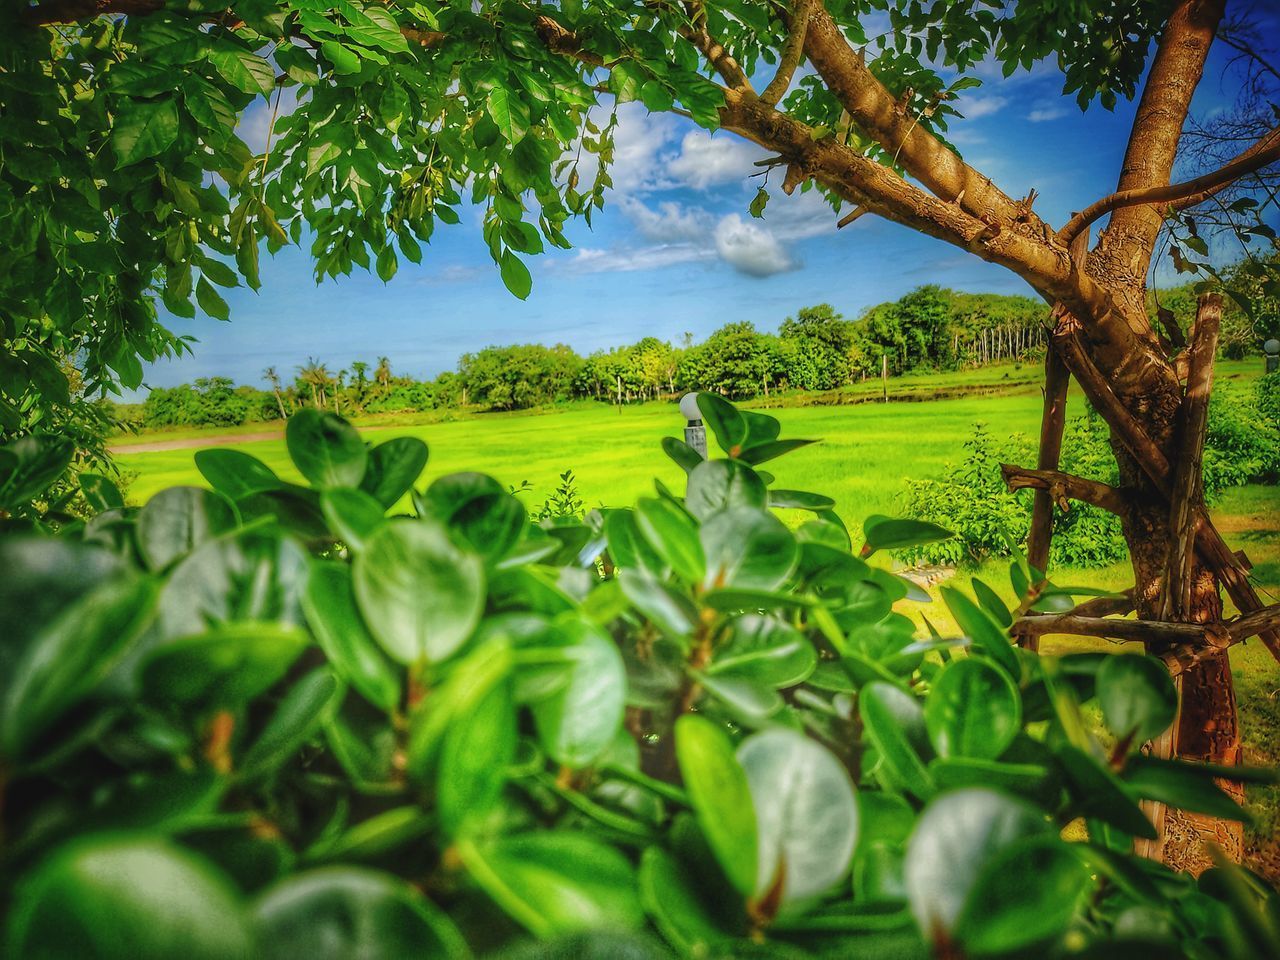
left=779, top=304, right=859, bottom=390
left=263, top=367, right=288, bottom=420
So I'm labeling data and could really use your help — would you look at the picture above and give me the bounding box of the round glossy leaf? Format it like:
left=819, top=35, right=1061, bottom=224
left=904, top=788, right=1049, bottom=939
left=618, top=570, right=697, bottom=639
left=353, top=520, right=485, bottom=664
left=461, top=832, right=643, bottom=937
left=2, top=575, right=158, bottom=760
left=6, top=835, right=253, bottom=960
left=696, top=674, right=784, bottom=724
left=861, top=515, right=953, bottom=555
left=1095, top=654, right=1178, bottom=743
left=141, top=622, right=310, bottom=705
left=80, top=472, right=124, bottom=513
left=954, top=836, right=1093, bottom=954
left=924, top=658, right=1021, bottom=760
left=136, top=486, right=237, bottom=570
left=859, top=681, right=935, bottom=800
left=438, top=679, right=515, bottom=837
left=635, top=497, right=705, bottom=583
left=320, top=487, right=386, bottom=552
left=701, top=506, right=797, bottom=592
left=707, top=615, right=816, bottom=688
left=530, top=620, right=626, bottom=767
left=684, top=459, right=766, bottom=521
left=360, top=436, right=429, bottom=508
left=303, top=563, right=401, bottom=712
left=420, top=472, right=528, bottom=562
left=738, top=727, right=859, bottom=905
left=674, top=714, right=758, bottom=898
left=286, top=409, right=368, bottom=489
left=253, top=867, right=469, bottom=960
left=194, top=449, right=282, bottom=499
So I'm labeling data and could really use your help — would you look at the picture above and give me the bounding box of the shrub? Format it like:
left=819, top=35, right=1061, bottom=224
left=900, top=390, right=1280, bottom=570
left=1, top=401, right=1276, bottom=958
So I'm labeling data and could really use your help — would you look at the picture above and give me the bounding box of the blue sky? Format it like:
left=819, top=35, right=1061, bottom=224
left=138, top=30, right=1264, bottom=394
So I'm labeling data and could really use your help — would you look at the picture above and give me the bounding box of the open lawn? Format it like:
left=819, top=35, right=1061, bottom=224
left=113, top=361, right=1280, bottom=872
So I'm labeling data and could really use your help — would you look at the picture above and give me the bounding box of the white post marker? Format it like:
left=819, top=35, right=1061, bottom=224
left=680, top=392, right=708, bottom=459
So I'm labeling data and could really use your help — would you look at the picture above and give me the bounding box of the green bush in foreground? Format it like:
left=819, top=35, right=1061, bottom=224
left=1, top=398, right=1277, bottom=959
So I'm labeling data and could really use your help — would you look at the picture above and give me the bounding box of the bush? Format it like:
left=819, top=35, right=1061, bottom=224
left=901, top=389, right=1280, bottom=570
left=1, top=401, right=1277, bottom=959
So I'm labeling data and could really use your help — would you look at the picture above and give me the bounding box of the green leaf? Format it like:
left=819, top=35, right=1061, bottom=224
left=419, top=473, right=527, bottom=564
left=706, top=614, right=816, bottom=687
left=701, top=506, right=797, bottom=592
left=675, top=715, right=758, bottom=898
left=113, top=97, right=180, bottom=167
left=80, top=473, right=124, bottom=513
left=739, top=727, right=859, bottom=905
left=439, top=678, right=515, bottom=836
left=319, top=40, right=362, bottom=76
left=286, top=409, right=368, bottom=489
left=924, top=658, right=1021, bottom=760
left=660, top=436, right=704, bottom=473
left=195, top=449, right=282, bottom=499
left=499, top=251, right=532, bottom=299
left=859, top=681, right=935, bottom=800
left=767, top=489, right=836, bottom=511
left=209, top=46, right=276, bottom=95
left=7, top=835, right=253, bottom=960
left=360, top=436, right=429, bottom=508
left=940, top=586, right=1020, bottom=678
left=239, top=668, right=343, bottom=780
left=253, top=868, right=469, bottom=960
left=749, top=187, right=769, bottom=218
left=487, top=85, right=529, bottom=143
left=2, top=576, right=158, bottom=760
left=954, top=836, right=1092, bottom=953
left=529, top=619, right=627, bottom=767
left=1095, top=654, right=1177, bottom=744
left=634, top=496, right=705, bottom=583
left=136, top=486, right=238, bottom=571
left=459, top=833, right=643, bottom=937
left=196, top=276, right=230, bottom=320
left=1123, top=757, right=1249, bottom=822
left=375, top=244, right=398, bottom=283
left=303, top=562, right=400, bottom=712
left=618, top=570, right=697, bottom=638
left=353, top=520, right=485, bottom=664
left=141, top=622, right=310, bottom=706
left=695, top=393, right=747, bottom=455
left=862, top=515, right=953, bottom=555
left=639, top=848, right=728, bottom=957
left=320, top=488, right=386, bottom=552
left=904, top=788, right=1049, bottom=940
left=684, top=459, right=766, bottom=521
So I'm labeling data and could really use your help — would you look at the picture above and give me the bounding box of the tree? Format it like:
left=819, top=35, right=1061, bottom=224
left=263, top=366, right=289, bottom=420
left=7, top=0, right=1280, bottom=870
left=779, top=303, right=858, bottom=389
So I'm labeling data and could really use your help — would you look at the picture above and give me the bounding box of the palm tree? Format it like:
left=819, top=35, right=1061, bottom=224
left=263, top=366, right=288, bottom=420
left=296, top=357, right=331, bottom=408
left=374, top=356, right=392, bottom=392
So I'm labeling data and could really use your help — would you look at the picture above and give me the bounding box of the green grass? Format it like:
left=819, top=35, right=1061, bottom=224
left=113, top=360, right=1280, bottom=872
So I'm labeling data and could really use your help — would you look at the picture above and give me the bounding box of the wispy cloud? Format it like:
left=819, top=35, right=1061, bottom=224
left=957, top=95, right=1010, bottom=120
left=666, top=130, right=764, bottom=189
left=1027, top=105, right=1070, bottom=123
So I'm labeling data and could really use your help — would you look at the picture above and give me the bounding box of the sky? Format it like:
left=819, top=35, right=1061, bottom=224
left=135, top=20, right=1273, bottom=395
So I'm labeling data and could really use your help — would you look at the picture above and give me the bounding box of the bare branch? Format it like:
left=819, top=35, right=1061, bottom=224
left=682, top=2, right=753, bottom=91
left=1162, top=294, right=1221, bottom=620
left=1026, top=348, right=1071, bottom=583
left=1001, top=463, right=1128, bottom=516
left=760, top=0, right=814, bottom=107
left=1060, top=126, right=1280, bottom=245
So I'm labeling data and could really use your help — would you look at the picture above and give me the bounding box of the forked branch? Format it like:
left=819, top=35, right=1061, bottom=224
left=1059, top=125, right=1280, bottom=246
left=1000, top=464, right=1128, bottom=516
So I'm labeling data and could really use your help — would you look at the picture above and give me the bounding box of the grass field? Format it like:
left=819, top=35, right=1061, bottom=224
left=113, top=361, right=1280, bottom=870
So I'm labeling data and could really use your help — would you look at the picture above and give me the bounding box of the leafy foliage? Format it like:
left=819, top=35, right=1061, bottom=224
left=3, top=399, right=1277, bottom=957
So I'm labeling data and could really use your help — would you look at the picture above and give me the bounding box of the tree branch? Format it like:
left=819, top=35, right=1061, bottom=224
left=759, top=0, right=814, bottom=107
left=682, top=2, right=753, bottom=91
left=1162, top=294, right=1220, bottom=620
left=799, top=6, right=1040, bottom=234
left=1000, top=463, right=1128, bottom=516
left=1059, top=126, right=1280, bottom=246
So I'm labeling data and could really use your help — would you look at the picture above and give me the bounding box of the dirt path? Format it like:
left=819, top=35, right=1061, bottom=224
left=110, top=429, right=284, bottom=454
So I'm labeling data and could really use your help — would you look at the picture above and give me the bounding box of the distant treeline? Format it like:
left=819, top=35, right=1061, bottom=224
left=124, top=280, right=1269, bottom=428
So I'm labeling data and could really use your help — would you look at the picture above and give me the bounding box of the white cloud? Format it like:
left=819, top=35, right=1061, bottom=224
left=618, top=197, right=712, bottom=242
left=957, top=95, right=1009, bottom=120
left=666, top=130, right=765, bottom=189
left=558, top=243, right=713, bottom=275
left=714, top=215, right=797, bottom=277
left=1027, top=105, right=1070, bottom=123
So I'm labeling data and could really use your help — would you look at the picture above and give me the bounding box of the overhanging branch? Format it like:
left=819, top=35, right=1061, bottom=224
left=759, top=0, right=814, bottom=106
left=1059, top=125, right=1280, bottom=246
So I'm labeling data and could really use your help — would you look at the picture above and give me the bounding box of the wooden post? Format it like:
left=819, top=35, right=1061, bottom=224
left=1162, top=294, right=1221, bottom=621
left=881, top=354, right=888, bottom=402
